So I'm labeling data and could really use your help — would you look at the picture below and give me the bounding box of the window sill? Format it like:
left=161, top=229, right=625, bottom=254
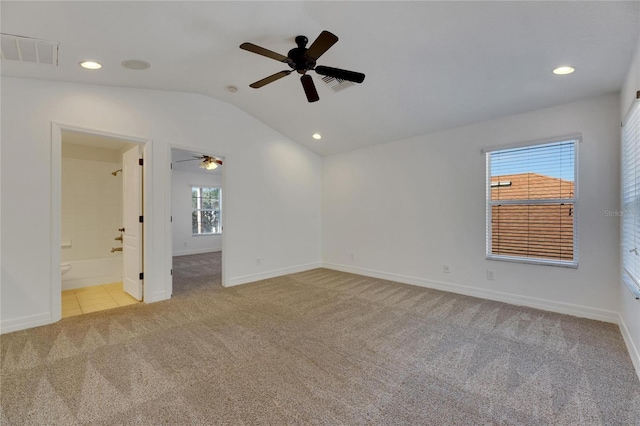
left=192, top=233, right=222, bottom=237
left=486, top=254, right=578, bottom=269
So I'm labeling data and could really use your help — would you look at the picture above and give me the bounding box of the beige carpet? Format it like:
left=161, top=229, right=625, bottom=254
left=1, top=252, right=639, bottom=424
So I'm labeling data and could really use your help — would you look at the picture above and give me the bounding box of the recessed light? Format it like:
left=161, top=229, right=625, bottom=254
left=312, top=133, right=322, bottom=140
left=79, top=61, right=102, bottom=70
left=552, top=66, right=575, bottom=75
left=227, top=85, right=238, bottom=93
left=121, top=59, right=151, bottom=70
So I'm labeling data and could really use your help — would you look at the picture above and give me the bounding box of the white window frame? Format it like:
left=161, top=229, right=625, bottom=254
left=621, top=94, right=640, bottom=299
left=484, top=135, right=580, bottom=268
left=191, top=186, right=222, bottom=236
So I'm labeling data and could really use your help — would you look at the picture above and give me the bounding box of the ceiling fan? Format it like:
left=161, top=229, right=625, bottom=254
left=176, top=155, right=223, bottom=170
left=240, top=31, right=365, bottom=103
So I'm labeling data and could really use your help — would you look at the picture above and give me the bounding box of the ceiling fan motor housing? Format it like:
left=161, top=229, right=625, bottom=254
left=288, top=35, right=316, bottom=74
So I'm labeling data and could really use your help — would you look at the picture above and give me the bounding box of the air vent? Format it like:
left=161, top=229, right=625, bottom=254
left=0, top=33, right=59, bottom=65
left=320, top=75, right=354, bottom=92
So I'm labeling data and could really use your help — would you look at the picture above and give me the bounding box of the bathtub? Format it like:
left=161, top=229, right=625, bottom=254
left=61, top=257, right=123, bottom=290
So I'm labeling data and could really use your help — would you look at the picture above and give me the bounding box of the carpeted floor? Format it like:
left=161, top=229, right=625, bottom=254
left=1, top=252, right=639, bottom=424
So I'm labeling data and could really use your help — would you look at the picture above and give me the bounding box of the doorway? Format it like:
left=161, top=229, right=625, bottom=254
left=51, top=124, right=150, bottom=321
left=170, top=148, right=225, bottom=296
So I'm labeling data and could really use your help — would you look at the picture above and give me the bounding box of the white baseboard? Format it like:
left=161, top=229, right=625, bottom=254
left=1, top=312, right=52, bottom=334
left=173, top=248, right=221, bottom=257
left=618, top=313, right=640, bottom=382
left=322, top=262, right=619, bottom=324
left=226, top=262, right=322, bottom=287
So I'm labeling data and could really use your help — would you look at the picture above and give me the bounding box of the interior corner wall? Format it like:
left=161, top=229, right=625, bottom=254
left=322, top=93, right=621, bottom=323
left=0, top=77, right=322, bottom=333
left=619, top=35, right=640, bottom=377
left=171, top=168, right=222, bottom=256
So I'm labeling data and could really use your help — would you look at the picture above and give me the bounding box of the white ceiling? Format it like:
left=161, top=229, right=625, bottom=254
left=2, top=1, right=639, bottom=157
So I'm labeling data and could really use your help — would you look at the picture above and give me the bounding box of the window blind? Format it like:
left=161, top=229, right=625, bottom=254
left=486, top=139, right=577, bottom=266
left=622, top=97, right=640, bottom=297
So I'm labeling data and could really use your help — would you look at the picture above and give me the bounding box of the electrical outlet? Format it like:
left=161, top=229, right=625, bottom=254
left=487, top=269, right=495, bottom=280
left=350, top=253, right=354, bottom=261
left=183, top=242, right=187, bottom=247
left=257, top=257, right=261, bottom=266
left=443, top=264, right=450, bottom=273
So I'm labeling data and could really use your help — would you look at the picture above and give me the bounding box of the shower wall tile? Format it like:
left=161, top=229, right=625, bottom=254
left=61, top=158, right=123, bottom=261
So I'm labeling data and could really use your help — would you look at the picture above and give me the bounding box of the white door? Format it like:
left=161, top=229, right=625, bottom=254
left=123, top=145, right=143, bottom=300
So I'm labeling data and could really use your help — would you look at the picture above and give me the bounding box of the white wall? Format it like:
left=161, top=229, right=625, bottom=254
left=61, top=156, right=123, bottom=261
left=172, top=168, right=222, bottom=255
left=1, top=77, right=322, bottom=332
left=323, top=93, right=621, bottom=322
left=619, top=36, right=640, bottom=377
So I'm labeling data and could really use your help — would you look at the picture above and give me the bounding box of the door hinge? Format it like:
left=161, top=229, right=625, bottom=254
left=170, top=269, right=173, bottom=276
left=139, top=272, right=144, bottom=280
left=139, top=158, right=144, bottom=166
left=170, top=162, right=173, bottom=169
left=170, top=216, right=172, bottom=222
left=139, top=216, right=144, bottom=223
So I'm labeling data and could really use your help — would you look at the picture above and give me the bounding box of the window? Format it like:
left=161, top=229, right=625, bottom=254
left=622, top=96, right=640, bottom=296
left=485, top=137, right=578, bottom=267
left=192, top=186, right=221, bottom=235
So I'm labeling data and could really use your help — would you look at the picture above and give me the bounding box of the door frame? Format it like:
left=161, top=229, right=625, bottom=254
left=50, top=122, right=151, bottom=321
left=167, top=143, right=228, bottom=295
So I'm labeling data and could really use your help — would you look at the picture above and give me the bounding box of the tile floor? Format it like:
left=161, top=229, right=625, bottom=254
left=62, top=282, right=140, bottom=318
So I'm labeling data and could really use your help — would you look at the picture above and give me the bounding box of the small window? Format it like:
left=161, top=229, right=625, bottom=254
left=622, top=97, right=640, bottom=295
left=192, top=186, right=221, bottom=235
left=486, top=138, right=578, bottom=267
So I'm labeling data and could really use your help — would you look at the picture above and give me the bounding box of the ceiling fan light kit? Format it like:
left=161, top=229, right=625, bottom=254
left=240, top=30, right=365, bottom=103
left=199, top=159, right=218, bottom=170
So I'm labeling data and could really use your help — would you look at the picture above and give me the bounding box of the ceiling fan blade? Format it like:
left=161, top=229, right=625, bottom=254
left=314, top=66, right=365, bottom=83
left=300, top=74, right=319, bottom=103
left=240, top=42, right=292, bottom=64
left=249, top=70, right=292, bottom=88
left=175, top=158, right=200, bottom=163
left=305, top=31, right=338, bottom=61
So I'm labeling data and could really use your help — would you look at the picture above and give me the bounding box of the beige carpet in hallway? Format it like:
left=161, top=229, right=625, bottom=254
left=1, top=252, right=639, bottom=424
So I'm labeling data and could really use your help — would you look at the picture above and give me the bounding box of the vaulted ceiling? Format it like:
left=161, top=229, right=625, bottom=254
left=2, top=1, right=638, bottom=156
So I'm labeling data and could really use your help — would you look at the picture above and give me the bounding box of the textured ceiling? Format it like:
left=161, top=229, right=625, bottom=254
left=2, top=1, right=639, bottom=157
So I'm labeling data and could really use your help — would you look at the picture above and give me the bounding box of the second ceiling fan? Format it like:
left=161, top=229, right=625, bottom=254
left=176, top=155, right=223, bottom=170
left=240, top=30, right=365, bottom=103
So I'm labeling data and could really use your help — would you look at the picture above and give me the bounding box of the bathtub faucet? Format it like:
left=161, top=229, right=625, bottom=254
left=111, top=247, right=123, bottom=253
